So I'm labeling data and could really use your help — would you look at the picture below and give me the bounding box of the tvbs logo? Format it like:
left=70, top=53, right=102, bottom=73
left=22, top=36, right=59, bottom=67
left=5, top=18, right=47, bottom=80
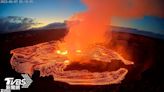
left=0, top=74, right=33, bottom=92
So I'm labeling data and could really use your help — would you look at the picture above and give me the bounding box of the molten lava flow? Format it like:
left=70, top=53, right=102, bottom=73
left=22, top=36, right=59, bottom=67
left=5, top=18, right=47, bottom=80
left=10, top=0, right=164, bottom=85
left=10, top=41, right=133, bottom=85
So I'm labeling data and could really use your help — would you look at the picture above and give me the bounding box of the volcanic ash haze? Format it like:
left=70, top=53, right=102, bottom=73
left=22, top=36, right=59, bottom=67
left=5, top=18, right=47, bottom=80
left=59, top=0, right=164, bottom=60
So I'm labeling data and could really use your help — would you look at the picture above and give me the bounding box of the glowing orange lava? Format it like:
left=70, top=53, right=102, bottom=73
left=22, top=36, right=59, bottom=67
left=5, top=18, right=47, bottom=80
left=9, top=0, right=164, bottom=86
left=10, top=41, right=133, bottom=85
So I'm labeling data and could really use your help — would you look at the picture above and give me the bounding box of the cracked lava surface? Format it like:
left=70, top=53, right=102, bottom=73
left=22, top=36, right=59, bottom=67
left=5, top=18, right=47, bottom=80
left=10, top=41, right=134, bottom=85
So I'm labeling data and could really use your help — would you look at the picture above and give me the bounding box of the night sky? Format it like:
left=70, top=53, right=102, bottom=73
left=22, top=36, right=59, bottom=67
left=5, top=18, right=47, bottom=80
left=0, top=0, right=164, bottom=34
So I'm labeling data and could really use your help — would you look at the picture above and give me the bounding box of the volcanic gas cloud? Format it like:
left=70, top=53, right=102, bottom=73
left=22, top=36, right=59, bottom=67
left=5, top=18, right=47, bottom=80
left=10, top=0, right=164, bottom=85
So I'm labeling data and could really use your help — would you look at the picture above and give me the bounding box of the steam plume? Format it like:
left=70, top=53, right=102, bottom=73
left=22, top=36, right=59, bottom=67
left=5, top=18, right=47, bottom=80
left=61, top=0, right=164, bottom=59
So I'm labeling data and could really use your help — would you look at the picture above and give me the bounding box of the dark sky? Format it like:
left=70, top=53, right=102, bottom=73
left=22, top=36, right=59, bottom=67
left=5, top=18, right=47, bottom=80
left=0, top=0, right=164, bottom=34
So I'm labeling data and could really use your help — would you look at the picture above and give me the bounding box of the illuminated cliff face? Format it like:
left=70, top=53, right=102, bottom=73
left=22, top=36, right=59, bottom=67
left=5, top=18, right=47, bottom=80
left=10, top=41, right=133, bottom=85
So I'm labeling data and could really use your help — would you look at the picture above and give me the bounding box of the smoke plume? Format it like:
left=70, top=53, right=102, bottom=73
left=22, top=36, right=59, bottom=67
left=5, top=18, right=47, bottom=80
left=61, top=0, right=164, bottom=59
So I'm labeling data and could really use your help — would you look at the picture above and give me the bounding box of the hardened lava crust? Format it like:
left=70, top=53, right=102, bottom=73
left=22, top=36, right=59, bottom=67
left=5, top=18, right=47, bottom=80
left=10, top=41, right=133, bottom=85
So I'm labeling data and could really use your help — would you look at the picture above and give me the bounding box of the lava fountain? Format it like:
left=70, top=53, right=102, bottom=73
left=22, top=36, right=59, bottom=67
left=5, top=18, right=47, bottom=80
left=10, top=0, right=164, bottom=85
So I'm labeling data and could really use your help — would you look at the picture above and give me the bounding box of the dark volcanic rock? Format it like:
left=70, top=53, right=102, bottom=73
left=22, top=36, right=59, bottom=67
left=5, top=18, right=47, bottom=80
left=0, top=27, right=164, bottom=92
